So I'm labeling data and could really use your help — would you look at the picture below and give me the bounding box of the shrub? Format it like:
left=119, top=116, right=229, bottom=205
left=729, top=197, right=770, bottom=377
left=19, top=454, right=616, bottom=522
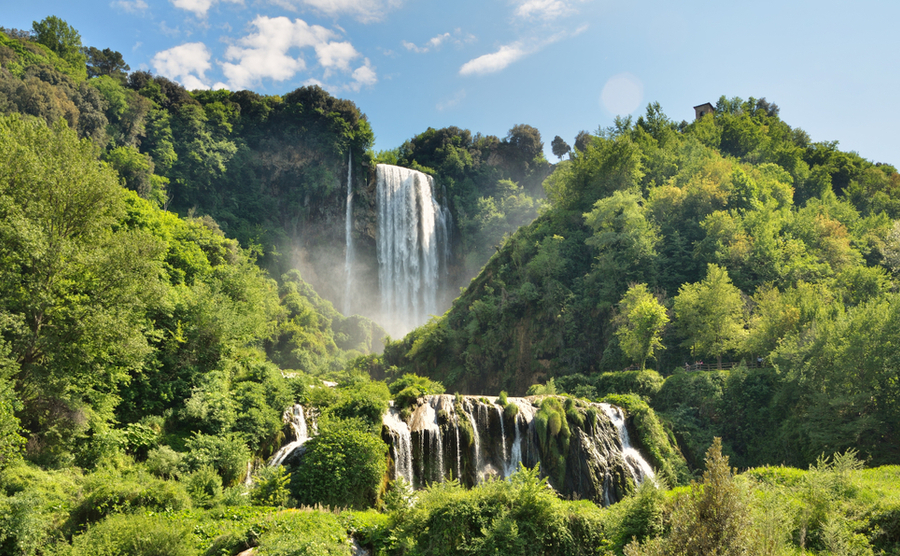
left=389, top=374, right=445, bottom=408
left=184, top=465, right=223, bottom=508
left=181, top=433, right=251, bottom=487
left=66, top=513, right=196, bottom=556
left=145, top=446, right=182, bottom=479
left=68, top=469, right=191, bottom=530
left=251, top=465, right=291, bottom=507
left=290, top=419, right=387, bottom=510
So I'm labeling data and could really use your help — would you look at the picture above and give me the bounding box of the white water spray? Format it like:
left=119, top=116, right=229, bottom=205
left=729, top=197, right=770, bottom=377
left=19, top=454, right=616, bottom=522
left=600, top=404, right=656, bottom=485
left=376, top=164, right=450, bottom=336
left=269, top=405, right=310, bottom=467
left=343, top=151, right=354, bottom=315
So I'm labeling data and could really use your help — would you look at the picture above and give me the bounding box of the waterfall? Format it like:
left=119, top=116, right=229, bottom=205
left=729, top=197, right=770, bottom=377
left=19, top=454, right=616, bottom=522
left=382, top=395, right=658, bottom=506
left=270, top=404, right=310, bottom=467
left=495, top=404, right=507, bottom=465
left=600, top=403, right=656, bottom=485
left=343, top=151, right=354, bottom=315
left=461, top=399, right=483, bottom=483
left=376, top=164, right=450, bottom=336
left=383, top=406, right=414, bottom=485
left=505, top=411, right=522, bottom=478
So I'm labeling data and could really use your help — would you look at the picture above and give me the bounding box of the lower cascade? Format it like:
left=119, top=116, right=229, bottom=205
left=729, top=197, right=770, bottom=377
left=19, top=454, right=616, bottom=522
left=269, top=395, right=655, bottom=506
left=381, top=395, right=656, bottom=505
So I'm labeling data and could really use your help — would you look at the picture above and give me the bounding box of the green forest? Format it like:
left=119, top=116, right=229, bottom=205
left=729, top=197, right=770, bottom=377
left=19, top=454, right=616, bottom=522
left=1, top=16, right=899, bottom=556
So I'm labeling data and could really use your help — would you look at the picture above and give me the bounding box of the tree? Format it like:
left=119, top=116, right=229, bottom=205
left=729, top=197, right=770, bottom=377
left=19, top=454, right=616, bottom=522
left=0, top=114, right=164, bottom=461
left=584, top=190, right=660, bottom=307
left=83, top=46, right=130, bottom=80
left=551, top=135, right=571, bottom=160
left=31, top=16, right=86, bottom=73
left=674, top=264, right=746, bottom=368
left=615, top=284, right=669, bottom=370
left=506, top=123, right=544, bottom=161
left=624, top=437, right=752, bottom=556
left=574, top=130, right=593, bottom=152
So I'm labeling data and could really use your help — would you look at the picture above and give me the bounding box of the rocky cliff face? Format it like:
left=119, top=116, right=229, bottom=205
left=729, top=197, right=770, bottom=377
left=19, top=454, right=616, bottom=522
left=381, top=395, right=655, bottom=505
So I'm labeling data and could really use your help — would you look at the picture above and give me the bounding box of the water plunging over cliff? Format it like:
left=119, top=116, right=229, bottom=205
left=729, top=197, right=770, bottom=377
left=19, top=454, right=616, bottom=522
left=269, top=404, right=311, bottom=467
left=343, top=152, right=354, bottom=315
left=376, top=164, right=450, bottom=337
left=381, top=395, right=656, bottom=505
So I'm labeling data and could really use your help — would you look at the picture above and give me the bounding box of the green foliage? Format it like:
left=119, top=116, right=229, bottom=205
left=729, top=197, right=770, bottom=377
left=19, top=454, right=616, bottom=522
left=69, top=467, right=191, bottom=530
left=251, top=465, right=291, bottom=507
left=673, top=264, right=746, bottom=366
left=388, top=374, right=445, bottom=408
left=624, top=438, right=751, bottom=556
left=66, top=513, right=196, bottom=556
left=181, top=433, right=251, bottom=487
left=290, top=419, right=387, bottom=510
left=614, top=284, right=669, bottom=370
left=386, top=465, right=607, bottom=556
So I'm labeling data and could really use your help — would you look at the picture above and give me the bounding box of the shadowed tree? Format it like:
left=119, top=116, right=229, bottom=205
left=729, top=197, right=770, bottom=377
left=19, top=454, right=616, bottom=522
left=551, top=135, right=571, bottom=160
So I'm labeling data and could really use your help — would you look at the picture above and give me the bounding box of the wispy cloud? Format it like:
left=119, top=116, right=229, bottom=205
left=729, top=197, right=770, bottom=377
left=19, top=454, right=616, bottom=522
left=459, top=25, right=585, bottom=76
left=151, top=42, right=213, bottom=89
left=170, top=0, right=242, bottom=17
left=267, top=0, right=404, bottom=23
left=459, top=44, right=527, bottom=76
left=513, top=0, right=590, bottom=21
left=112, top=0, right=149, bottom=13
left=437, top=89, right=466, bottom=111
left=403, top=29, right=476, bottom=53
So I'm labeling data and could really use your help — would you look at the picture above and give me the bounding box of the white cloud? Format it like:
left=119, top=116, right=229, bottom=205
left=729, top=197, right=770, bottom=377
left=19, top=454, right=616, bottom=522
left=459, top=26, right=583, bottom=76
left=267, top=0, right=404, bottom=23
left=112, top=0, right=148, bottom=13
left=219, top=16, right=374, bottom=91
left=403, top=29, right=476, bottom=53
left=151, top=42, right=212, bottom=89
left=316, top=41, right=360, bottom=74
left=515, top=0, right=569, bottom=20
left=459, top=44, right=526, bottom=76
left=170, top=0, right=242, bottom=17
left=350, top=59, right=377, bottom=89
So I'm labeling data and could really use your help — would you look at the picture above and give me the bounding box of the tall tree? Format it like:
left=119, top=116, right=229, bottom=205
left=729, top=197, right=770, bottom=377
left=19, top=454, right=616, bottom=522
left=551, top=135, right=571, bottom=160
left=0, top=114, right=164, bottom=460
left=31, top=16, right=86, bottom=73
left=614, top=283, right=669, bottom=370
left=83, top=46, right=130, bottom=80
left=674, top=264, right=746, bottom=368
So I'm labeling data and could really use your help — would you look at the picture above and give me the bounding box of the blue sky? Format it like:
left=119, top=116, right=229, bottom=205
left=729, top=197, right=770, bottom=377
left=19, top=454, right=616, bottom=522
left=4, top=0, right=899, bottom=166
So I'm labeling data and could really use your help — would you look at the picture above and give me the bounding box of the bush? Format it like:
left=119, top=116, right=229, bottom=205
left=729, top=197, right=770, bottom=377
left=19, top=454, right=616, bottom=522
left=254, top=510, right=351, bottom=556
left=388, top=374, right=445, bottom=408
left=326, top=380, right=390, bottom=430
left=251, top=465, right=291, bottom=507
left=290, top=419, right=387, bottom=510
left=68, top=469, right=191, bottom=531
left=181, top=433, right=251, bottom=487
left=66, top=513, right=196, bottom=556
left=184, top=465, right=223, bottom=508
left=145, top=446, right=182, bottom=479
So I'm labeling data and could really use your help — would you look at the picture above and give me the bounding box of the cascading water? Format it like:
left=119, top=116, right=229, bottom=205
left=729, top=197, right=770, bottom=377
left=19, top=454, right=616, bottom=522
left=383, top=406, right=414, bottom=485
left=600, top=403, right=656, bottom=485
left=343, top=151, right=354, bottom=315
left=461, top=399, right=483, bottom=483
left=270, top=404, right=310, bottom=467
left=375, top=164, right=450, bottom=336
left=382, top=395, right=657, bottom=506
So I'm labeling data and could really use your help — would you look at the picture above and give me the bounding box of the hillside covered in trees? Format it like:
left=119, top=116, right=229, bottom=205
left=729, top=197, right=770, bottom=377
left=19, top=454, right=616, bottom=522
left=1, top=15, right=900, bottom=556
